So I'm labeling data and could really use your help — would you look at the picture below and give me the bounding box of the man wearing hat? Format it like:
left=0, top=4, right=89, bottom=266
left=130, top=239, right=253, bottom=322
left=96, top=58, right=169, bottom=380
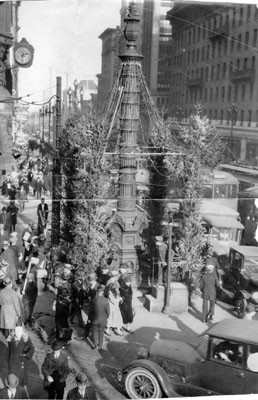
left=70, top=270, right=85, bottom=328
left=21, top=272, right=38, bottom=326
left=41, top=341, right=69, bottom=399
left=6, top=201, right=19, bottom=233
left=90, top=285, right=110, bottom=350
left=7, top=326, right=34, bottom=391
left=55, top=287, right=72, bottom=342
left=83, top=273, right=100, bottom=341
left=66, top=373, right=97, bottom=400
left=200, top=263, right=221, bottom=322
left=0, top=241, right=18, bottom=288
left=155, top=235, right=168, bottom=286
left=37, top=197, right=48, bottom=235
left=0, top=374, right=27, bottom=399
left=0, top=277, right=21, bottom=338
left=0, top=206, right=11, bottom=235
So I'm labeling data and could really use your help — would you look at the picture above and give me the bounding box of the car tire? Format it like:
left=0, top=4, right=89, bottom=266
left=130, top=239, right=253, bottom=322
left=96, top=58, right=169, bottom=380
left=125, top=367, right=162, bottom=399
left=236, top=298, right=246, bottom=319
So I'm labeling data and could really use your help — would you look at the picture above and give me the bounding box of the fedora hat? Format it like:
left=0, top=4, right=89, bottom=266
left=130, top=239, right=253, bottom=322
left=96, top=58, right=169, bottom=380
left=3, top=276, right=11, bottom=285
left=5, top=374, right=19, bottom=388
left=76, top=373, right=88, bottom=384
left=0, top=260, right=9, bottom=268
left=52, top=341, right=64, bottom=351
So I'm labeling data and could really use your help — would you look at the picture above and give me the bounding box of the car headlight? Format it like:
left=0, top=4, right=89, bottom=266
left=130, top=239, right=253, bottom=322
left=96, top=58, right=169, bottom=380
left=137, top=347, right=149, bottom=359
left=252, top=291, right=258, bottom=303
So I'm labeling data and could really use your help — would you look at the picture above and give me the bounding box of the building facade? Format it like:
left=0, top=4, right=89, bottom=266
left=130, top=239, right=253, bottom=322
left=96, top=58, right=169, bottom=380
left=167, top=3, right=258, bottom=165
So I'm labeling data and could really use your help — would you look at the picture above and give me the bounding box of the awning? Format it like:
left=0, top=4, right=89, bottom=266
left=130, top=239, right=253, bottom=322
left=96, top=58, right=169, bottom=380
left=203, top=215, right=244, bottom=229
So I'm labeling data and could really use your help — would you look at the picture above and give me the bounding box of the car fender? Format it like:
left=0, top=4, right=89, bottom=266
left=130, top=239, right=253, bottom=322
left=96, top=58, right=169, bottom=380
left=121, top=358, right=181, bottom=398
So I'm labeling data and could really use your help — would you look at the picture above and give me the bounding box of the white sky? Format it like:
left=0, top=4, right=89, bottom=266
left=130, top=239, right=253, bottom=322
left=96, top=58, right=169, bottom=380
left=18, top=0, right=121, bottom=103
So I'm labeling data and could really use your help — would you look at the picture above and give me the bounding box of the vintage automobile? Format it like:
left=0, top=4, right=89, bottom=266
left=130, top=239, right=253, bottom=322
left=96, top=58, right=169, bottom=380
left=220, top=244, right=258, bottom=318
left=118, top=319, right=258, bottom=398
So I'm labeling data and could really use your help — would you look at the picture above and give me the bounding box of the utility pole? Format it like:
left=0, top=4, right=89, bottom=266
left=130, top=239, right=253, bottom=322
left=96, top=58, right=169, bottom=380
left=51, top=76, right=62, bottom=246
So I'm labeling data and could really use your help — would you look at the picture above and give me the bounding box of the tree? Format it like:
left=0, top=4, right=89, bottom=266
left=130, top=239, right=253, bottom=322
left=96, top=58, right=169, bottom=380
left=164, top=104, right=225, bottom=284
left=59, top=114, right=110, bottom=275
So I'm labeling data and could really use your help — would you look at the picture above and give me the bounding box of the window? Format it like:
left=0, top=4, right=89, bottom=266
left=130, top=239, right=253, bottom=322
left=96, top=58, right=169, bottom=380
left=196, top=48, right=200, bottom=62
left=237, top=34, right=242, bottom=51
left=226, top=14, right=229, bottom=26
left=236, top=59, right=240, bottom=70
left=249, top=83, right=253, bottom=100
left=201, top=46, right=205, bottom=61
left=204, top=88, right=208, bottom=102
left=217, top=64, right=220, bottom=80
left=224, top=39, right=228, bottom=55
left=218, top=40, right=221, bottom=56
left=220, top=110, right=223, bottom=123
left=214, top=109, right=218, bottom=120
left=192, top=50, right=195, bottom=63
left=205, top=66, right=209, bottom=80
left=211, top=65, right=214, bottom=80
left=188, top=30, right=191, bottom=45
left=252, top=56, right=256, bottom=69
left=222, top=86, right=225, bottom=101
left=232, top=10, right=236, bottom=27
left=247, top=5, right=251, bottom=21
left=245, top=31, right=249, bottom=49
left=206, top=45, right=210, bottom=59
left=216, top=87, right=219, bottom=101
left=253, top=29, right=257, bottom=46
left=202, top=24, right=206, bottom=40
left=193, top=28, right=196, bottom=43
left=228, top=85, right=231, bottom=101
left=212, top=42, right=215, bottom=58
left=241, top=84, right=246, bottom=101
left=210, top=87, right=213, bottom=102
left=248, top=110, right=252, bottom=127
left=198, top=27, right=200, bottom=41
left=223, top=62, right=227, bottom=78
left=239, top=7, right=243, bottom=25
left=235, top=84, right=238, bottom=101
left=240, top=110, right=244, bottom=125
left=229, top=62, right=233, bottom=74
left=188, top=51, right=190, bottom=63
left=231, top=37, right=234, bottom=52
left=244, top=57, right=248, bottom=69
left=209, top=110, right=212, bottom=121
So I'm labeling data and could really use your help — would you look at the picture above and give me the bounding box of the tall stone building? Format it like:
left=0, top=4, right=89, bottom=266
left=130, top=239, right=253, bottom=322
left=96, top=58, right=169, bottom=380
left=97, top=0, right=173, bottom=113
left=0, top=1, right=20, bottom=183
left=167, top=3, right=258, bottom=165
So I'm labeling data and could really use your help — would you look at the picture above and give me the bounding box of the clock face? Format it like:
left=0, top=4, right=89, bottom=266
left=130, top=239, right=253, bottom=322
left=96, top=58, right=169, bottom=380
left=15, top=46, right=32, bottom=65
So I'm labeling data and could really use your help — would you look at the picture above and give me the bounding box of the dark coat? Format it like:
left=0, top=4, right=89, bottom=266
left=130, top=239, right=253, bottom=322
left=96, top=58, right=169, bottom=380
left=0, top=212, right=11, bottom=232
left=0, top=387, right=28, bottom=399
left=41, top=351, right=69, bottom=385
left=91, top=295, right=110, bottom=326
left=200, top=272, right=220, bottom=300
left=8, top=335, right=34, bottom=386
left=6, top=205, right=19, bottom=225
left=67, top=386, right=97, bottom=400
left=119, top=284, right=134, bottom=324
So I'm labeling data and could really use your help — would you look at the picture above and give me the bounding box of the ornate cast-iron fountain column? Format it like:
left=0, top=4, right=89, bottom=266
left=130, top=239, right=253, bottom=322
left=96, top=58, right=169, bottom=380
left=110, top=2, right=147, bottom=271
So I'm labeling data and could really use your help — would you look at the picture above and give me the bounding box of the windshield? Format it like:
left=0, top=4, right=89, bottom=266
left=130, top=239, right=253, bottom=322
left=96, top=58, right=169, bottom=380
left=210, top=227, right=238, bottom=242
left=243, top=259, right=258, bottom=274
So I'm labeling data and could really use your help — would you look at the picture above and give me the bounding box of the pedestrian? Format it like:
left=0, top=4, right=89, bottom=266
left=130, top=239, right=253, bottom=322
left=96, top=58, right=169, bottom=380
left=0, top=206, right=11, bottom=234
left=41, top=340, right=69, bottom=400
left=66, top=372, right=97, bottom=400
left=0, top=373, right=28, bottom=399
left=21, top=273, right=38, bottom=326
left=55, top=287, right=72, bottom=342
left=91, top=285, right=110, bottom=350
left=84, top=273, right=100, bottom=341
left=9, top=232, right=23, bottom=282
left=0, top=223, right=9, bottom=251
left=6, top=201, right=19, bottom=233
left=0, top=241, right=18, bottom=287
left=105, top=281, right=124, bottom=336
left=7, top=326, right=34, bottom=391
left=35, top=176, right=43, bottom=199
left=37, top=198, right=49, bottom=235
left=119, top=276, right=134, bottom=333
left=0, top=277, right=21, bottom=338
left=17, top=185, right=27, bottom=212
left=199, top=264, right=221, bottom=323
left=70, top=270, right=85, bottom=328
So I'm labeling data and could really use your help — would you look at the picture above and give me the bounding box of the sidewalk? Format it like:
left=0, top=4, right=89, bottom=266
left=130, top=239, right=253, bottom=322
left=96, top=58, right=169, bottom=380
left=9, top=284, right=238, bottom=400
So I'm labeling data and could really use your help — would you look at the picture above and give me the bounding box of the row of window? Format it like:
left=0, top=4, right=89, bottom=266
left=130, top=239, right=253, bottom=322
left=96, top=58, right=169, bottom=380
left=172, top=82, right=257, bottom=105
left=172, top=107, right=258, bottom=126
left=174, top=5, right=258, bottom=50
left=172, top=56, right=256, bottom=86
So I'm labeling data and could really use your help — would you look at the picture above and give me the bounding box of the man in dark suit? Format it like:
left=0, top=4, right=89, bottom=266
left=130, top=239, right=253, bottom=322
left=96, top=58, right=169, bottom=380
left=0, top=373, right=28, bottom=399
left=37, top=198, right=48, bottom=235
left=200, top=264, right=221, bottom=323
left=66, top=373, right=97, bottom=400
left=83, top=273, right=100, bottom=341
left=90, top=285, right=110, bottom=350
left=41, top=341, right=69, bottom=399
left=0, top=206, right=11, bottom=234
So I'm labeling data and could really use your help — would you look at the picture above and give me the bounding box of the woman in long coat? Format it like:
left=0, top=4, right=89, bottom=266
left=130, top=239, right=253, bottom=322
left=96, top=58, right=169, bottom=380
left=105, top=282, right=123, bottom=336
left=119, top=276, right=134, bottom=333
left=0, top=277, right=21, bottom=338
left=7, top=326, right=34, bottom=387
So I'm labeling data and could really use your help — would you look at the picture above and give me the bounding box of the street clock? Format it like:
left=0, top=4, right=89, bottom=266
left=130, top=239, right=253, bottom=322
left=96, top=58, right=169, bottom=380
left=14, top=38, right=34, bottom=68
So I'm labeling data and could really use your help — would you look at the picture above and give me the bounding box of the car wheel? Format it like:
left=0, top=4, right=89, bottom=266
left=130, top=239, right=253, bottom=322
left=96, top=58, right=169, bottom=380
left=125, top=367, right=162, bottom=399
left=236, top=298, right=246, bottom=319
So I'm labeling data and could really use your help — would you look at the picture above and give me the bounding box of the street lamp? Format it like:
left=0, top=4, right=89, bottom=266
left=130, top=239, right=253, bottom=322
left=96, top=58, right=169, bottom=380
left=74, top=79, right=78, bottom=111
left=39, top=106, right=45, bottom=142
left=45, top=103, right=55, bottom=144
left=80, top=87, right=84, bottom=110
left=68, top=87, right=72, bottom=113
left=227, top=103, right=238, bottom=140
left=176, top=107, right=184, bottom=123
